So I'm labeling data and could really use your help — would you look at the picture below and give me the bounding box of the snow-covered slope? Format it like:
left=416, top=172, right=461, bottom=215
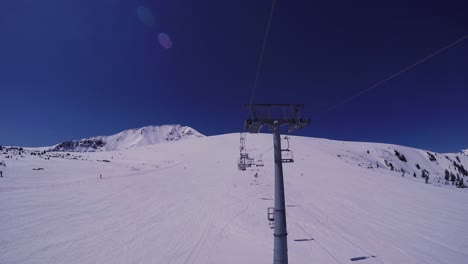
left=1, top=134, right=467, bottom=264
left=49, top=125, right=204, bottom=152
left=323, top=139, right=468, bottom=187
left=461, top=149, right=468, bottom=156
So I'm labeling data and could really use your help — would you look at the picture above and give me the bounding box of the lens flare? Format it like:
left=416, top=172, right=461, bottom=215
left=158, top=33, right=173, bottom=49
left=136, top=6, right=155, bottom=27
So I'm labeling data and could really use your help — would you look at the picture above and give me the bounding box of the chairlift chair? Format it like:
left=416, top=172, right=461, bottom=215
left=247, top=156, right=256, bottom=167
left=281, top=136, right=294, bottom=163
left=238, top=152, right=255, bottom=171
left=267, top=207, right=275, bottom=229
left=238, top=162, right=247, bottom=171
left=238, top=156, right=247, bottom=170
left=281, top=149, right=294, bottom=163
left=256, top=155, right=264, bottom=167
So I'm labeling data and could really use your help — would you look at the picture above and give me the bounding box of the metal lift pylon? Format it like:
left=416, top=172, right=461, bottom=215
left=245, top=104, right=310, bottom=264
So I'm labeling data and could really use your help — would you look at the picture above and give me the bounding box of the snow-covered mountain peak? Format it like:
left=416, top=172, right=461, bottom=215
left=50, top=124, right=204, bottom=152
left=461, top=149, right=468, bottom=156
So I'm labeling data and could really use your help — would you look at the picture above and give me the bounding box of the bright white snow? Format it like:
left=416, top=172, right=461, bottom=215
left=47, top=124, right=204, bottom=152
left=1, top=134, right=467, bottom=264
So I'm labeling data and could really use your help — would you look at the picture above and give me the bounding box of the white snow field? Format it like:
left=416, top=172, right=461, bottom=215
left=1, top=133, right=467, bottom=264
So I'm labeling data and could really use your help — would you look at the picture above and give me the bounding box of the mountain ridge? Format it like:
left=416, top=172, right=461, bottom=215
left=49, top=124, right=204, bottom=152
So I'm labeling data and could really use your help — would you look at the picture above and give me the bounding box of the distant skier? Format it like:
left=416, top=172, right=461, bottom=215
left=0, top=171, right=3, bottom=177
left=100, top=174, right=102, bottom=180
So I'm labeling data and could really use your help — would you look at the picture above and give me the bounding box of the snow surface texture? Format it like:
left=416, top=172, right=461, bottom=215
left=1, top=134, right=468, bottom=264
left=48, top=125, right=204, bottom=152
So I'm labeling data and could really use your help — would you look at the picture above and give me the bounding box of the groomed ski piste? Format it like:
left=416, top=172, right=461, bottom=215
left=1, top=133, right=467, bottom=264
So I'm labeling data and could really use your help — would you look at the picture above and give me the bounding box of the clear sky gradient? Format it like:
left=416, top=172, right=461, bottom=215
left=1, top=0, right=467, bottom=152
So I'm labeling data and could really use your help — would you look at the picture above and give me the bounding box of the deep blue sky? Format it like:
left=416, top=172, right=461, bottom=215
left=1, top=0, right=467, bottom=152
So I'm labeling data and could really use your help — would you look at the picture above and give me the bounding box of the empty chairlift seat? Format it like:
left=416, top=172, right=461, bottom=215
left=267, top=207, right=275, bottom=229
left=281, top=136, right=294, bottom=163
left=256, top=155, right=264, bottom=167
left=281, top=149, right=294, bottom=163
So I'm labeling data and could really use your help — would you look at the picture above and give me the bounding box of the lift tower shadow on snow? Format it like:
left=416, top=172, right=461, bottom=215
left=245, top=104, right=310, bottom=264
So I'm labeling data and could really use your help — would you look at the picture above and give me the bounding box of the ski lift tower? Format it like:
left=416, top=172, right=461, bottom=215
left=245, top=104, right=310, bottom=264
